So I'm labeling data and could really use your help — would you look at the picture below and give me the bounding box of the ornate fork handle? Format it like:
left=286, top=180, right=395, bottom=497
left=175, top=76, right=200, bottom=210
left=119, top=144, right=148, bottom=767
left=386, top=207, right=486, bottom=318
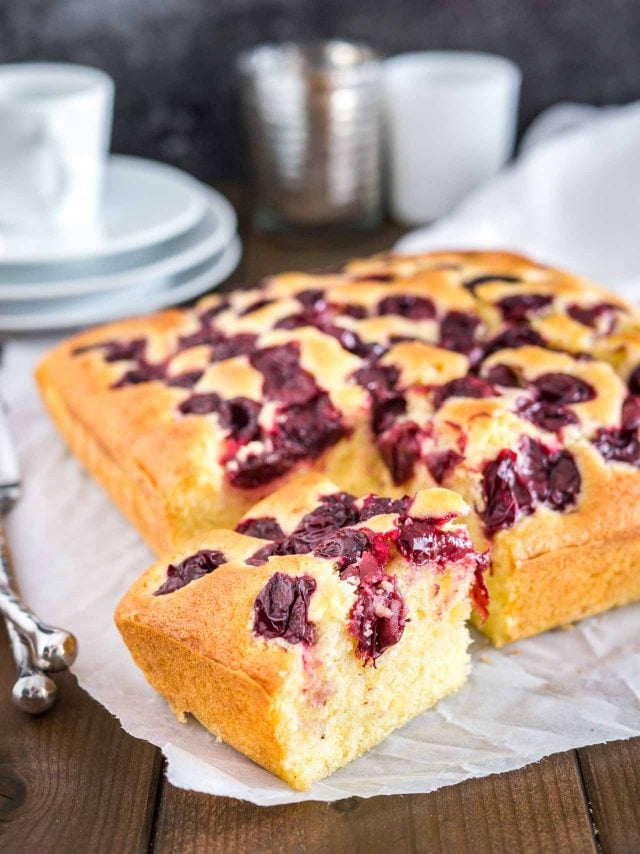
left=6, top=618, right=57, bottom=713
left=0, top=521, right=77, bottom=673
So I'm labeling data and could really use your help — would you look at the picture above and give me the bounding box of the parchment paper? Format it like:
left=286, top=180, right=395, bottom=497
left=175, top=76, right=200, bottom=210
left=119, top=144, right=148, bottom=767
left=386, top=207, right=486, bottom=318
left=3, top=101, right=640, bottom=805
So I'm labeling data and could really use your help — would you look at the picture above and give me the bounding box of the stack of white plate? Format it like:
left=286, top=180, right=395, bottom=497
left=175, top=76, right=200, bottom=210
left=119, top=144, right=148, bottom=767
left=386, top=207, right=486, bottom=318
left=0, top=155, right=241, bottom=332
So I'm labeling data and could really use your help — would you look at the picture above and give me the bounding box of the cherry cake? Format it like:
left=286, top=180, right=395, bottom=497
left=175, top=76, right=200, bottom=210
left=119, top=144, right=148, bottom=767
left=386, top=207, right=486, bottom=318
left=38, top=250, right=640, bottom=649
left=115, top=474, right=487, bottom=790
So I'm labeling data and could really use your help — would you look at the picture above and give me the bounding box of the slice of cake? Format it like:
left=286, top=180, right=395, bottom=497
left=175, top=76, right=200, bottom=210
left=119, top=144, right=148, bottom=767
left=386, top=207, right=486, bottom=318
left=115, top=475, right=488, bottom=790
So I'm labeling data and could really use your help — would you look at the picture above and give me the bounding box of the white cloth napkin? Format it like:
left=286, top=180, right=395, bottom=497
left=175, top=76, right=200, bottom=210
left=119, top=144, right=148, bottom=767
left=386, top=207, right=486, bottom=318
left=4, top=102, right=640, bottom=805
left=397, top=100, right=640, bottom=300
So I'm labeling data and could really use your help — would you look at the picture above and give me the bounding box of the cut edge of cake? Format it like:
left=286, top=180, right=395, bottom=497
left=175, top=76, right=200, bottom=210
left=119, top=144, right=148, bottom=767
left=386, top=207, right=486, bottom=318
left=115, top=479, right=487, bottom=790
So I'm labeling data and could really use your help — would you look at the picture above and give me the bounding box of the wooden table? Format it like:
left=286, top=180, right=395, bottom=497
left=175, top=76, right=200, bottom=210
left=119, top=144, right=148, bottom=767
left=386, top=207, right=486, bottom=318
left=1, top=203, right=639, bottom=853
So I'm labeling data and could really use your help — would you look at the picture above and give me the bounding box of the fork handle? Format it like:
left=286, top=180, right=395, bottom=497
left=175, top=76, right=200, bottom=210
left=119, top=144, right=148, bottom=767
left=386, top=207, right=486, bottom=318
left=5, top=618, right=57, bottom=713
left=0, top=520, right=78, bottom=673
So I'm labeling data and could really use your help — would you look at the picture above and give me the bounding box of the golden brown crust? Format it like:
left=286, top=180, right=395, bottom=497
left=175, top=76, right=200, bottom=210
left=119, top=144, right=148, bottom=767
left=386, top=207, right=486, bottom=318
left=117, top=600, right=289, bottom=779
left=37, top=359, right=177, bottom=553
left=476, top=529, right=640, bottom=646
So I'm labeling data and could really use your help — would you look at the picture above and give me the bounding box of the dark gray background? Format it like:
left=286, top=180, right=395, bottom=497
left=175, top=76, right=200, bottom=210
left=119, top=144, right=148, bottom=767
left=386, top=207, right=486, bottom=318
left=1, top=0, right=639, bottom=186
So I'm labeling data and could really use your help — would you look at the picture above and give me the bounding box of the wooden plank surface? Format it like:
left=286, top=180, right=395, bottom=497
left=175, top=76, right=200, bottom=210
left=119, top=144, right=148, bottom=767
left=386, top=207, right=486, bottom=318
left=578, top=740, right=640, bottom=853
left=152, top=753, right=596, bottom=854
left=0, top=623, right=162, bottom=854
left=240, top=225, right=407, bottom=281
left=1, top=200, right=638, bottom=853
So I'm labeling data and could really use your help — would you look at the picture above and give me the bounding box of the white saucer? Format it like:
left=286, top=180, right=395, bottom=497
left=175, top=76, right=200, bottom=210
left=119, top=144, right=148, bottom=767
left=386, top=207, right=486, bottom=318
left=0, top=236, right=242, bottom=332
left=0, top=185, right=237, bottom=300
left=0, top=155, right=208, bottom=265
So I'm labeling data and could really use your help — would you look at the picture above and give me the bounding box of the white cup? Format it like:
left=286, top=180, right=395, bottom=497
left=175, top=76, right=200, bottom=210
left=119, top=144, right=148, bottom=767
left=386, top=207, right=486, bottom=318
left=0, top=63, right=114, bottom=230
left=383, top=51, right=521, bottom=224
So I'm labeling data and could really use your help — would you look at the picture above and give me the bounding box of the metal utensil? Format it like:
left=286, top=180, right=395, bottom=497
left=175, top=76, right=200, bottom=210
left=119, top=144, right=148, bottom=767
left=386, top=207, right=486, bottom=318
left=0, top=555, right=78, bottom=672
left=0, top=398, right=76, bottom=711
left=237, top=40, right=383, bottom=232
left=6, top=619, right=57, bottom=714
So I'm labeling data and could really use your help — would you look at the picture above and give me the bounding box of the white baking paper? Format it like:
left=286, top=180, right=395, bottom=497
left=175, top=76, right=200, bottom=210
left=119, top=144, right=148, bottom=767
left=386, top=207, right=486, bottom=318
left=3, top=101, right=640, bottom=805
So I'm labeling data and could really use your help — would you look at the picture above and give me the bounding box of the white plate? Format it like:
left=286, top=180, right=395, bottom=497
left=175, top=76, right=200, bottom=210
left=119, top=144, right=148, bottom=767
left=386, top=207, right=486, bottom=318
left=0, top=155, right=208, bottom=265
left=0, top=236, right=241, bottom=332
left=0, top=186, right=237, bottom=300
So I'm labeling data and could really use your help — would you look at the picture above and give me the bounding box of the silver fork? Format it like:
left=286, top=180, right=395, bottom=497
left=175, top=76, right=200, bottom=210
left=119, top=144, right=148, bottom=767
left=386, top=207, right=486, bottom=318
left=0, top=398, right=78, bottom=713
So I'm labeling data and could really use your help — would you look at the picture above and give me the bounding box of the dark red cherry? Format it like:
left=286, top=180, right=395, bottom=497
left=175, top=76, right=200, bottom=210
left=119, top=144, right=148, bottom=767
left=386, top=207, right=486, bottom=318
left=245, top=542, right=281, bottom=565
left=482, top=442, right=581, bottom=532
left=278, top=393, right=346, bottom=452
left=464, top=274, right=521, bottom=293
left=274, top=314, right=306, bottom=331
left=240, top=298, right=274, bottom=316
left=228, top=446, right=293, bottom=488
left=432, top=376, right=498, bottom=409
left=112, top=361, right=166, bottom=388
left=497, top=294, right=552, bottom=322
left=314, top=528, right=371, bottom=566
left=210, top=333, right=258, bottom=363
left=250, top=343, right=318, bottom=405
left=354, top=363, right=400, bottom=396
left=484, top=363, right=521, bottom=388
left=354, top=363, right=406, bottom=435
left=297, top=289, right=326, bottom=309
left=377, top=294, right=436, bottom=320
left=352, top=272, right=394, bottom=282
left=389, top=334, right=419, bottom=345
left=327, top=325, right=387, bottom=360
left=290, top=492, right=360, bottom=549
left=342, top=303, right=368, bottom=319
left=470, top=564, right=490, bottom=622
left=439, top=311, right=482, bottom=359
left=72, top=337, right=147, bottom=362
left=518, top=400, right=579, bottom=432
left=567, top=302, right=619, bottom=330
left=622, top=396, right=640, bottom=430
left=371, top=394, right=407, bottom=435
left=220, top=397, right=262, bottom=443
left=378, top=421, right=422, bottom=485
left=592, top=428, right=640, bottom=466
left=358, top=495, right=412, bottom=522
left=425, top=450, right=464, bottom=484
left=236, top=517, right=285, bottom=540
left=178, top=392, right=225, bottom=415
left=348, top=550, right=385, bottom=585
left=482, top=327, right=546, bottom=359
left=166, top=370, right=204, bottom=388
left=518, top=436, right=550, bottom=502
left=229, top=393, right=346, bottom=488
left=244, top=492, right=360, bottom=561
left=481, top=449, right=534, bottom=533
left=396, top=517, right=476, bottom=566
left=253, top=573, right=317, bottom=645
left=102, top=338, right=147, bottom=362
left=154, top=549, right=226, bottom=595
left=72, top=341, right=104, bottom=357
left=628, top=366, right=640, bottom=396
left=349, top=574, right=406, bottom=664
left=532, top=373, right=596, bottom=405
left=178, top=324, right=224, bottom=351
left=199, top=300, right=230, bottom=323
left=546, top=450, right=581, bottom=510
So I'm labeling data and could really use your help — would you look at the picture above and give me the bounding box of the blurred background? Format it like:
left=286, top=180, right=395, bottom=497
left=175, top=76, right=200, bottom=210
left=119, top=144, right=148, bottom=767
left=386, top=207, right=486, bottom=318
left=3, top=0, right=640, bottom=186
